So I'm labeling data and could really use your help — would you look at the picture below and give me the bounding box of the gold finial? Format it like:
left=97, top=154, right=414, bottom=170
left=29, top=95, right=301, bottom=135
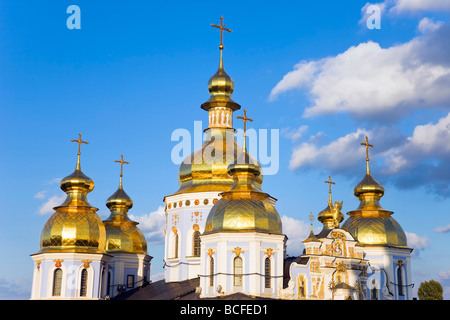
left=237, top=109, right=253, bottom=151
left=71, top=133, right=88, bottom=170
left=211, top=16, right=232, bottom=69
left=360, top=135, right=374, bottom=174
left=324, top=175, right=335, bottom=203
left=114, top=154, right=129, bottom=188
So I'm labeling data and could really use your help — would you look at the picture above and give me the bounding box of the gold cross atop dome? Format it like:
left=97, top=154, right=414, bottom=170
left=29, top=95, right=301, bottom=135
left=360, top=135, right=374, bottom=174
left=324, top=175, right=335, bottom=203
left=71, top=132, right=88, bottom=155
left=237, top=109, right=253, bottom=151
left=114, top=154, right=129, bottom=188
left=71, top=132, right=88, bottom=170
left=211, top=16, right=232, bottom=50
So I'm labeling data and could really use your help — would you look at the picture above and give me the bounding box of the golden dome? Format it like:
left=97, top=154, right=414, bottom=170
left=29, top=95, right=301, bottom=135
left=172, top=129, right=262, bottom=195
left=39, top=150, right=106, bottom=254
left=341, top=137, right=408, bottom=248
left=203, top=148, right=282, bottom=235
left=317, top=201, right=344, bottom=230
left=103, top=169, right=148, bottom=255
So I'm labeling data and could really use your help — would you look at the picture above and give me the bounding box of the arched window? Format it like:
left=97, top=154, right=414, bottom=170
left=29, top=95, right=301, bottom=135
left=264, top=257, right=271, bottom=288
left=173, top=233, right=179, bottom=258
left=234, top=257, right=243, bottom=286
left=52, top=268, right=63, bottom=296
left=397, top=266, right=404, bottom=296
left=193, top=231, right=201, bottom=257
left=80, top=269, right=88, bottom=297
left=209, top=257, right=214, bottom=287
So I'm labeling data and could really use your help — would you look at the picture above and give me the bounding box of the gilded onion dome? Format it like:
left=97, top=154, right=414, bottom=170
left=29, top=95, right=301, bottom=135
left=103, top=155, right=148, bottom=255
left=317, top=176, right=344, bottom=230
left=341, top=136, right=408, bottom=248
left=39, top=134, right=107, bottom=254
left=204, top=125, right=282, bottom=235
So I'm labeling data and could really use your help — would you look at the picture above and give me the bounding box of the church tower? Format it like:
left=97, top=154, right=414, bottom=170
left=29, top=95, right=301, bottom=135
left=341, top=136, right=413, bottom=300
left=30, top=133, right=111, bottom=299
left=163, top=17, right=252, bottom=283
left=199, top=111, right=286, bottom=298
left=102, top=154, right=152, bottom=298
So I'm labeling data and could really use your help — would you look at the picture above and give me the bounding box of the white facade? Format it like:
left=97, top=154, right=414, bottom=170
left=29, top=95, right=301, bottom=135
left=199, top=232, right=286, bottom=298
left=163, top=191, right=220, bottom=282
left=105, top=253, right=152, bottom=297
left=30, top=252, right=111, bottom=300
left=363, top=246, right=413, bottom=300
left=283, top=229, right=367, bottom=300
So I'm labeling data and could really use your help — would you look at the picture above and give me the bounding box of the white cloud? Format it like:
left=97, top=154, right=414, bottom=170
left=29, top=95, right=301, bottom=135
left=281, top=215, right=311, bottom=256
left=434, top=224, right=450, bottom=233
left=289, top=128, right=368, bottom=171
left=38, top=195, right=65, bottom=215
left=287, top=112, right=450, bottom=196
left=406, top=231, right=429, bottom=257
left=34, top=190, right=47, bottom=200
left=129, top=206, right=166, bottom=246
left=270, top=21, right=450, bottom=119
left=418, top=17, right=444, bottom=34
left=384, top=112, right=450, bottom=174
left=281, top=125, right=308, bottom=141
left=438, top=271, right=450, bottom=279
left=390, top=0, right=450, bottom=12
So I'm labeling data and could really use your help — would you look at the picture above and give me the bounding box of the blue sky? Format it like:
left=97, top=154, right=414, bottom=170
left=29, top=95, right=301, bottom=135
left=0, top=0, right=449, bottom=299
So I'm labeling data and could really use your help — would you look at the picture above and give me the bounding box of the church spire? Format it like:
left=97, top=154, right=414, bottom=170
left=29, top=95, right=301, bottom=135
left=201, top=16, right=240, bottom=128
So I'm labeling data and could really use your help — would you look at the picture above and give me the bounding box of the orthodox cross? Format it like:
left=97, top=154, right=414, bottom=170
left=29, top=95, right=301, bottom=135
left=360, top=135, right=374, bottom=174
left=237, top=109, right=253, bottom=151
left=115, top=154, right=129, bottom=187
left=324, top=175, right=335, bottom=203
left=211, top=16, right=232, bottom=50
left=115, top=154, right=129, bottom=178
left=71, top=132, right=88, bottom=156
left=71, top=133, right=88, bottom=170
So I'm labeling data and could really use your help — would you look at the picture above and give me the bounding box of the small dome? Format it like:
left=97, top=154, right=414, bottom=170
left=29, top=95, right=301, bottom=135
left=60, top=169, right=94, bottom=194
left=39, top=167, right=106, bottom=254
left=104, top=221, right=148, bottom=255
left=342, top=171, right=407, bottom=248
left=207, top=66, right=234, bottom=103
left=317, top=202, right=344, bottom=230
left=103, top=178, right=148, bottom=255
left=204, top=149, right=282, bottom=235
left=106, top=187, right=133, bottom=210
left=354, top=173, right=384, bottom=197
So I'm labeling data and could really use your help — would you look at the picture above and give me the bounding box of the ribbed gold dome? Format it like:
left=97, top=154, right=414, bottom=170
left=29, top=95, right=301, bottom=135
left=39, top=163, right=106, bottom=254
left=341, top=172, right=407, bottom=248
left=103, top=177, right=147, bottom=255
left=203, top=149, right=282, bottom=235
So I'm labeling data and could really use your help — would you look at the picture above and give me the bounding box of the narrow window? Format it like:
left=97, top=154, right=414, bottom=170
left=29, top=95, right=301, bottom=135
left=52, top=268, right=63, bottom=296
left=193, top=231, right=201, bottom=257
left=397, top=266, right=404, bottom=296
left=80, top=269, right=88, bottom=297
left=264, top=257, right=271, bottom=288
left=127, top=275, right=135, bottom=288
left=174, top=233, right=179, bottom=258
left=234, top=257, right=243, bottom=286
left=209, top=257, right=214, bottom=287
